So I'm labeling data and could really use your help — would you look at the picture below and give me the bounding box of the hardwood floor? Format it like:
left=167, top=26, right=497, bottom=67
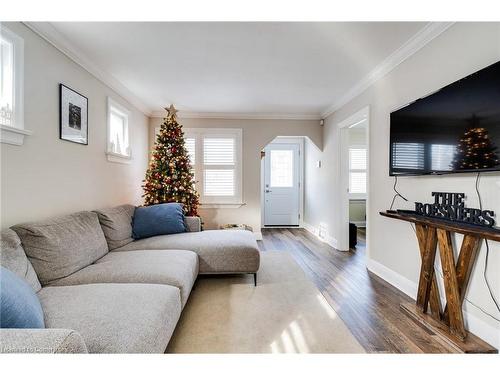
left=258, top=228, right=457, bottom=353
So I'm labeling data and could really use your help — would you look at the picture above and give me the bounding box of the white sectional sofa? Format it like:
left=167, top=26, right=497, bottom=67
left=0, top=205, right=260, bottom=353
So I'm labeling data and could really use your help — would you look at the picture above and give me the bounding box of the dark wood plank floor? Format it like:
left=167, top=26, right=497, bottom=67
left=258, top=228, right=456, bottom=353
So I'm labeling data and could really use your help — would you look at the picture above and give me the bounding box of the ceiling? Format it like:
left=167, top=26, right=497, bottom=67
left=35, top=22, right=431, bottom=118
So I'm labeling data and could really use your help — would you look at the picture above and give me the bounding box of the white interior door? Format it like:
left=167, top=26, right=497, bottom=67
left=264, top=143, right=300, bottom=226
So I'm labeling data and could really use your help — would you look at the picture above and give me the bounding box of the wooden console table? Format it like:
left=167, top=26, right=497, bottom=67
left=380, top=211, right=498, bottom=353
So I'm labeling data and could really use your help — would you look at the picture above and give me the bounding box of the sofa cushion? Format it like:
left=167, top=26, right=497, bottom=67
left=94, top=204, right=135, bottom=250
left=0, top=229, right=41, bottom=292
left=132, top=203, right=187, bottom=239
left=0, top=328, right=88, bottom=354
left=12, top=211, right=108, bottom=285
left=0, top=267, right=45, bottom=328
left=38, top=283, right=181, bottom=353
left=114, top=229, right=260, bottom=274
left=49, top=250, right=198, bottom=307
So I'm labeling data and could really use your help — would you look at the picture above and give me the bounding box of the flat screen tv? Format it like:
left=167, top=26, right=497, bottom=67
left=389, top=61, right=500, bottom=176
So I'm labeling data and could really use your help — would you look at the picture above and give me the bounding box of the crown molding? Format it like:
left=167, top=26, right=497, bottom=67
left=151, top=110, right=322, bottom=121
left=320, top=22, right=455, bottom=119
left=23, top=22, right=153, bottom=116
left=24, top=21, right=454, bottom=121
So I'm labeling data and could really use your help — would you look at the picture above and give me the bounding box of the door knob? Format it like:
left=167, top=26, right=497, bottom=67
left=265, top=189, right=272, bottom=193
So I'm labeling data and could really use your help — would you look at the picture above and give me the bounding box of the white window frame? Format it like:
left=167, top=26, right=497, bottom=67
left=0, top=25, right=31, bottom=145
left=106, top=97, right=131, bottom=164
left=184, top=128, right=243, bottom=207
left=349, top=146, right=367, bottom=199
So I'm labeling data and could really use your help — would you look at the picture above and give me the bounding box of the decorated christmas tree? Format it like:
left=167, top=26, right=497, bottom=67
left=142, top=105, right=200, bottom=216
left=451, top=116, right=500, bottom=170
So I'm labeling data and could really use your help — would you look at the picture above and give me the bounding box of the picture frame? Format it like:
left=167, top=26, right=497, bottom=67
left=59, top=84, right=88, bottom=145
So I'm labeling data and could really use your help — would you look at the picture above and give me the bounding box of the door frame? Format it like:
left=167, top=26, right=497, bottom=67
left=261, top=137, right=304, bottom=229
left=338, top=106, right=370, bottom=253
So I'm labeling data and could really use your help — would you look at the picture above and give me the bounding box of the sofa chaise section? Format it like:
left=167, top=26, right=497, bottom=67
left=95, top=204, right=260, bottom=275
left=115, top=230, right=260, bottom=274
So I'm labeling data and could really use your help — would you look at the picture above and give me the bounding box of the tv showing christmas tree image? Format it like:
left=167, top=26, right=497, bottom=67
left=390, top=61, right=500, bottom=175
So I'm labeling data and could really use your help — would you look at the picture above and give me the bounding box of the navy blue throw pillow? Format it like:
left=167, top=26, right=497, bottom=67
left=132, top=203, right=187, bottom=239
left=0, top=266, right=45, bottom=328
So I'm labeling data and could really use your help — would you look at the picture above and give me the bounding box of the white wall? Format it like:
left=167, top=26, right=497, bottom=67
left=307, top=22, right=500, bottom=346
left=0, top=23, right=150, bottom=229
left=149, top=116, right=322, bottom=234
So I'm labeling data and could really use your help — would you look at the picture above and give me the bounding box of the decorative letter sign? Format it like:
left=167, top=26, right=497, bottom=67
left=415, top=192, right=495, bottom=227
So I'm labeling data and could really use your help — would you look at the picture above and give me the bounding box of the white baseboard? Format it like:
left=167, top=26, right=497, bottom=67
left=303, top=222, right=341, bottom=250
left=367, top=258, right=500, bottom=348
left=366, top=259, right=417, bottom=299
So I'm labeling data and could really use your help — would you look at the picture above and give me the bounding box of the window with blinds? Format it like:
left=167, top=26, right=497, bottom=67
left=349, top=148, right=367, bottom=195
left=0, top=26, right=25, bottom=136
left=106, top=97, right=131, bottom=163
left=184, top=128, right=242, bottom=204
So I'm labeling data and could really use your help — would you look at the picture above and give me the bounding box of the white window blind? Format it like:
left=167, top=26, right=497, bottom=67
left=349, top=148, right=367, bottom=170
left=204, top=170, right=235, bottom=196
left=203, top=137, right=236, bottom=196
left=349, top=148, right=367, bottom=195
left=184, top=128, right=242, bottom=204
left=392, top=142, right=424, bottom=170
left=203, top=138, right=235, bottom=165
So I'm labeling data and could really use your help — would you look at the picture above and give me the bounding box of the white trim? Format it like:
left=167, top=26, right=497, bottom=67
left=366, top=258, right=417, bottom=299
left=200, top=203, right=245, bottom=209
left=105, top=151, right=131, bottom=164
left=24, top=22, right=453, bottom=121
left=349, top=193, right=367, bottom=200
left=321, top=22, right=455, bottom=118
left=151, top=110, right=321, bottom=121
left=338, top=107, right=370, bottom=251
left=1, top=25, right=25, bottom=134
left=24, top=22, right=152, bottom=116
left=366, top=258, right=500, bottom=348
left=303, top=221, right=340, bottom=251
left=0, top=124, right=32, bottom=146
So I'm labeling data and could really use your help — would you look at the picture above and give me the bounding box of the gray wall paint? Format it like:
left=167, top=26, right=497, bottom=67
left=1, top=23, right=150, bottom=228
left=306, top=22, right=500, bottom=345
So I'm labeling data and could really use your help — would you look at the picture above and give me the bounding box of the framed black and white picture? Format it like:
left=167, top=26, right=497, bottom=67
left=59, top=84, right=88, bottom=145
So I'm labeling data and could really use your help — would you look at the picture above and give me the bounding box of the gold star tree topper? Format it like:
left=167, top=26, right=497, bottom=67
left=165, top=104, right=178, bottom=120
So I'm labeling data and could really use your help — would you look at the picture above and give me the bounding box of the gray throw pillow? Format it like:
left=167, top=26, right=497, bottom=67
left=94, top=204, right=135, bottom=250
left=12, top=211, right=108, bottom=285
